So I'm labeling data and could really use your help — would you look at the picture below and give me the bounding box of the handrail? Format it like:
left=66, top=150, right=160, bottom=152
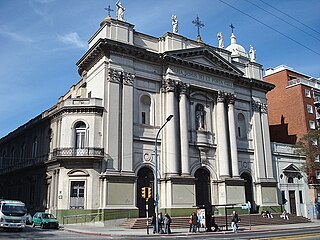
left=62, top=212, right=103, bottom=225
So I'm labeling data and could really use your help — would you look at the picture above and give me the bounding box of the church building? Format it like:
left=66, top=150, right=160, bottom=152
left=0, top=4, right=279, bottom=219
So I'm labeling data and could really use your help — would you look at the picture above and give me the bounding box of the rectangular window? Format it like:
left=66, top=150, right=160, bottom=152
left=315, top=155, right=320, bottom=162
left=70, top=181, right=85, bottom=209
left=299, top=191, right=303, bottom=204
left=316, top=171, right=320, bottom=180
left=305, top=89, right=311, bottom=98
left=307, top=104, right=313, bottom=113
left=310, top=120, right=316, bottom=129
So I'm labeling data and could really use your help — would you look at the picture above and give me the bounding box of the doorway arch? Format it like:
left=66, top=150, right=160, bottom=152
left=195, top=168, right=211, bottom=207
left=137, top=167, right=154, bottom=217
left=240, top=172, right=254, bottom=212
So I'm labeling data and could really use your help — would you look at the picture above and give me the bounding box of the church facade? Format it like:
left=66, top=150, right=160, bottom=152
left=0, top=13, right=281, bottom=219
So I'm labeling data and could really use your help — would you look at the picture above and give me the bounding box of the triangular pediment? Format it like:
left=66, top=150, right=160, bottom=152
left=163, top=47, right=243, bottom=77
left=283, top=164, right=300, bottom=172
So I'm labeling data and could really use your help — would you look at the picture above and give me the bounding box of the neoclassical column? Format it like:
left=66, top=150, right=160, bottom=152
left=162, top=79, right=179, bottom=176
left=227, top=94, right=239, bottom=178
left=251, top=100, right=266, bottom=179
left=261, top=104, right=274, bottom=178
left=216, top=91, right=230, bottom=178
left=179, top=83, right=190, bottom=175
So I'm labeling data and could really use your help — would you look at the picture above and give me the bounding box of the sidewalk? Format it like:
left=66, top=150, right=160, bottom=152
left=62, top=218, right=320, bottom=237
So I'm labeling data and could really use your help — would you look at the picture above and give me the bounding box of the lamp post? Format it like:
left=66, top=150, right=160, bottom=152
left=154, top=114, right=173, bottom=233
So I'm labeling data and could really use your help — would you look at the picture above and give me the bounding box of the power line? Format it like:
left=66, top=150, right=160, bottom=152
left=244, top=0, right=320, bottom=42
left=257, top=0, right=320, bottom=36
left=217, top=0, right=320, bottom=56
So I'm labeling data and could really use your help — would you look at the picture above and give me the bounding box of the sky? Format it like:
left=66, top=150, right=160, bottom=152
left=0, top=0, right=319, bottom=138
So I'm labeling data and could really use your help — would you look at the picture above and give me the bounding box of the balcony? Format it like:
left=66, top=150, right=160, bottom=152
left=288, top=77, right=320, bottom=90
left=52, top=147, right=104, bottom=159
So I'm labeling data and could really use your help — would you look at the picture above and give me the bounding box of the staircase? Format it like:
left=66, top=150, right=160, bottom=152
left=120, top=214, right=311, bottom=229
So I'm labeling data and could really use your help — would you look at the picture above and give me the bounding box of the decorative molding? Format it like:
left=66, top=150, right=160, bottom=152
left=217, top=91, right=226, bottom=102
left=108, top=68, right=135, bottom=86
left=251, top=99, right=268, bottom=113
left=227, top=93, right=236, bottom=104
left=178, top=82, right=190, bottom=96
left=161, top=79, right=176, bottom=93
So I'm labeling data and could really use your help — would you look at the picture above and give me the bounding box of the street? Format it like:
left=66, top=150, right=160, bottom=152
left=1, top=225, right=320, bottom=240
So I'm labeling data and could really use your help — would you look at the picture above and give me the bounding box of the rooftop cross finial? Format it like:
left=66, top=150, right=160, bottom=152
left=230, top=23, right=235, bottom=34
left=192, top=15, right=204, bottom=37
left=105, top=4, right=114, bottom=17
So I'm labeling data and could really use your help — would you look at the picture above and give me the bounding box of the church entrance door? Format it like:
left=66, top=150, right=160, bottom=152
left=195, top=168, right=211, bottom=207
left=137, top=167, right=155, bottom=217
left=241, top=172, right=254, bottom=212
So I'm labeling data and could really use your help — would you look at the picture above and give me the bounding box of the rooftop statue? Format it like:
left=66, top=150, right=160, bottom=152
left=217, top=32, right=224, bottom=48
left=172, top=15, right=178, bottom=33
left=249, top=45, right=256, bottom=62
left=116, top=0, right=125, bottom=21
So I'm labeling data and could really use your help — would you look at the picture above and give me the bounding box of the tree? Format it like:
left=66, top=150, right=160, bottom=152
left=294, top=129, right=320, bottom=182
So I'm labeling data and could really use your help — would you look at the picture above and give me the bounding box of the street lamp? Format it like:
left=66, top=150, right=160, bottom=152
left=154, top=114, right=173, bottom=233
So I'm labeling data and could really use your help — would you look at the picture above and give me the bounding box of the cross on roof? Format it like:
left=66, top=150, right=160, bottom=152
left=192, top=15, right=204, bottom=37
left=105, top=4, right=114, bottom=17
left=230, top=23, right=235, bottom=33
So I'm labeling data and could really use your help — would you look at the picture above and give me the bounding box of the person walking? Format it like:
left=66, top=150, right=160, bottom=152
left=151, top=213, right=157, bottom=234
left=158, top=212, right=164, bottom=233
left=231, top=211, right=240, bottom=232
left=191, top=212, right=198, bottom=233
left=163, top=213, right=171, bottom=234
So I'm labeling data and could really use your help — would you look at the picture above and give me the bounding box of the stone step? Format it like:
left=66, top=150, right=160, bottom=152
left=123, top=213, right=311, bottom=229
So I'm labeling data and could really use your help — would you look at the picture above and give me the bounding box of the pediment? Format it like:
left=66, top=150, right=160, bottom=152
left=163, top=47, right=243, bottom=77
left=283, top=164, right=300, bottom=172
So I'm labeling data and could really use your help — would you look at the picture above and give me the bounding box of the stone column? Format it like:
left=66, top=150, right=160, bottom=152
left=216, top=91, right=230, bottom=178
left=179, top=83, right=190, bottom=175
left=162, top=79, right=179, bottom=176
left=252, top=100, right=266, bottom=179
left=261, top=104, right=274, bottom=178
left=227, top=94, right=239, bottom=178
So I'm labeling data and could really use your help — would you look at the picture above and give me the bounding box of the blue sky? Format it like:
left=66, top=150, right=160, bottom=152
left=0, top=0, right=319, bottom=138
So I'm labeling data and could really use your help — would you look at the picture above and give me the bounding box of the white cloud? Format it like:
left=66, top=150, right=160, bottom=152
left=57, top=32, right=86, bottom=49
left=0, top=27, right=34, bottom=43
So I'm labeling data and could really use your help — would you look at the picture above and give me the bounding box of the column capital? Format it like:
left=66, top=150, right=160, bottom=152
left=178, top=82, right=190, bottom=96
left=227, top=93, right=236, bottom=104
left=108, top=68, right=135, bottom=85
left=161, top=79, right=176, bottom=93
left=217, top=91, right=226, bottom=102
left=251, top=99, right=268, bottom=113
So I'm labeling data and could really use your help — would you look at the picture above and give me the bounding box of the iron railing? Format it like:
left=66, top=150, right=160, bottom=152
left=52, top=147, right=104, bottom=158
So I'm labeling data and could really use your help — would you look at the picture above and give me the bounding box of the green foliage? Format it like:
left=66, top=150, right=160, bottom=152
left=294, top=129, right=320, bottom=175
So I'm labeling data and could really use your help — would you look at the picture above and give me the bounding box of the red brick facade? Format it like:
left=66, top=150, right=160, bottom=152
left=264, top=68, right=316, bottom=144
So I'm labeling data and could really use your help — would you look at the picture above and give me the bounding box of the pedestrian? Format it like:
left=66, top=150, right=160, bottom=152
left=163, top=213, right=171, bottom=234
left=191, top=212, right=198, bottom=233
left=231, top=211, right=240, bottom=232
left=151, top=213, right=157, bottom=234
left=196, top=212, right=201, bottom=232
left=158, top=212, right=164, bottom=233
left=189, top=213, right=193, bottom=232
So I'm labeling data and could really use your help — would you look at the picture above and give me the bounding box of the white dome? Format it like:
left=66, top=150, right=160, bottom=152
left=226, top=33, right=248, bottom=58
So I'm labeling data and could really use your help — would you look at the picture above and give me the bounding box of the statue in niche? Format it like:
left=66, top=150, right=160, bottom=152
left=172, top=15, right=178, bottom=33
left=249, top=45, right=256, bottom=62
left=195, top=104, right=205, bottom=130
left=217, top=32, right=224, bottom=48
left=116, top=0, right=125, bottom=21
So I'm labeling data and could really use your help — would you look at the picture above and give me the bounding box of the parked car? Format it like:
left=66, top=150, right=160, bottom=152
left=32, top=212, right=59, bottom=229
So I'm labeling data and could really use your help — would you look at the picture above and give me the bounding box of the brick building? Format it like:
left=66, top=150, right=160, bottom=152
left=265, top=65, right=320, bottom=216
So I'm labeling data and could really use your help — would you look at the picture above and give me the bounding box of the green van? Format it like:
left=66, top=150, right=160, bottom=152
left=32, top=212, right=59, bottom=229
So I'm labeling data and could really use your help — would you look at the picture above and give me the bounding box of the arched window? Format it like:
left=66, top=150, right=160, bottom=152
left=140, top=95, right=151, bottom=125
left=288, top=177, right=294, bottom=183
left=74, top=122, right=86, bottom=149
left=195, top=104, right=205, bottom=130
left=32, top=137, right=38, bottom=158
left=237, top=113, right=247, bottom=139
